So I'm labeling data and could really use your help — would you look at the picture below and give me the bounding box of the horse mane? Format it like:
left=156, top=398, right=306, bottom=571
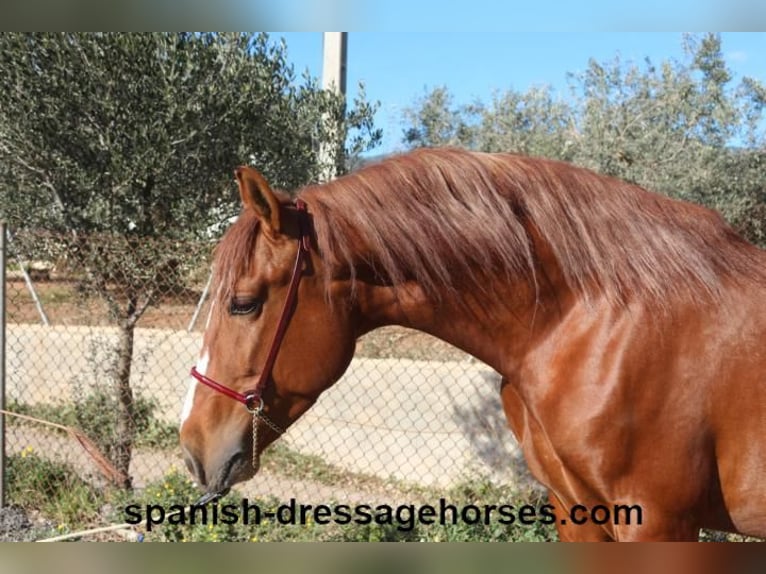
left=302, top=148, right=762, bottom=308
left=213, top=147, right=763, bottom=314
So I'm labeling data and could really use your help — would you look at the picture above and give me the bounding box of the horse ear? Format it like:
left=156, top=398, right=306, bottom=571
left=234, top=166, right=281, bottom=234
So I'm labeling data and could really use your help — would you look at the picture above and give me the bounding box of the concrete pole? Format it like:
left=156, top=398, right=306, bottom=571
left=319, top=32, right=348, bottom=182
left=322, top=32, right=347, bottom=94
left=0, top=222, right=6, bottom=508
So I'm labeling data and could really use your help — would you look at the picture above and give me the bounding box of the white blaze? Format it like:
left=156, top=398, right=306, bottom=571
left=181, top=300, right=216, bottom=425
left=181, top=350, right=208, bottom=425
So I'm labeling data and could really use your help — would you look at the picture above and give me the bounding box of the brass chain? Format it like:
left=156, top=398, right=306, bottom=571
left=248, top=401, right=284, bottom=470
left=251, top=411, right=260, bottom=470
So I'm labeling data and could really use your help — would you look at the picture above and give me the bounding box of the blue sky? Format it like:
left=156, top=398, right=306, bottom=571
left=275, top=32, right=765, bottom=155
left=262, top=0, right=766, bottom=32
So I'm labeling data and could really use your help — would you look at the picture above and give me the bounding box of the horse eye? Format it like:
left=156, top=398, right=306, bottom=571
left=229, top=297, right=263, bottom=316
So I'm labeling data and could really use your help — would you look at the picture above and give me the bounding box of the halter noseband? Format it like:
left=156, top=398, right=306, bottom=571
left=190, top=198, right=311, bottom=438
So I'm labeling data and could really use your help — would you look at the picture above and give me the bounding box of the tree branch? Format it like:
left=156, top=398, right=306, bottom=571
left=11, top=155, right=67, bottom=212
left=126, top=286, right=157, bottom=329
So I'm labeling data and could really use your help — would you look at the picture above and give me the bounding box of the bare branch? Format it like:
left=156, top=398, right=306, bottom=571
left=12, top=155, right=67, bottom=212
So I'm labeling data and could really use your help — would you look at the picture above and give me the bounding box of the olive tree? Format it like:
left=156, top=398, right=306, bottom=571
left=401, top=33, right=765, bottom=246
left=0, top=32, right=380, bottom=486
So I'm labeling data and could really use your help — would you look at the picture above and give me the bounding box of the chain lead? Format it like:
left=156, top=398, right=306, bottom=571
left=246, top=398, right=284, bottom=470
left=251, top=410, right=259, bottom=470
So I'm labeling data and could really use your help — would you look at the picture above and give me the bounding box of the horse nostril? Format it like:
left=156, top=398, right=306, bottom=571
left=182, top=449, right=206, bottom=487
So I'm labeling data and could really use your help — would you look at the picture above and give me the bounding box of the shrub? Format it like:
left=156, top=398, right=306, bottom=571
left=6, top=450, right=103, bottom=526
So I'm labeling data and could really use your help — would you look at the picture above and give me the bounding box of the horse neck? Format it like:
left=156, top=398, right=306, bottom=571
left=349, top=226, right=579, bottom=373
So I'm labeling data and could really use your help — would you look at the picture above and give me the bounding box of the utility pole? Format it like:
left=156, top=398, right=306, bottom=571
left=319, top=32, right=348, bottom=182
left=0, top=222, right=6, bottom=508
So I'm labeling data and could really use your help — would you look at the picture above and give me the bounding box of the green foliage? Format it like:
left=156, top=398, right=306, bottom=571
left=401, top=33, right=766, bottom=247
left=0, top=33, right=379, bottom=236
left=0, top=31, right=382, bottom=316
left=119, top=468, right=319, bottom=542
left=69, top=388, right=177, bottom=454
left=0, top=32, right=381, bottom=483
left=7, top=451, right=104, bottom=526
left=402, top=86, right=477, bottom=148
left=0, top=32, right=381, bottom=320
left=402, top=85, right=577, bottom=161
left=121, top=467, right=556, bottom=542
left=474, top=87, right=577, bottom=160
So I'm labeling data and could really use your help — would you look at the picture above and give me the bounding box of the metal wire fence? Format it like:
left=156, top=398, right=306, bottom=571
left=1, top=227, right=535, bottom=541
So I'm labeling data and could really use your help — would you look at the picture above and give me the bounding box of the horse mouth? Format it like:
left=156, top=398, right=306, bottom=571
left=194, top=488, right=230, bottom=507
left=196, top=448, right=255, bottom=502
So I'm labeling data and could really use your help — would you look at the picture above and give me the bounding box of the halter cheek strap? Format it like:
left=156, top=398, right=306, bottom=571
left=189, top=199, right=310, bottom=453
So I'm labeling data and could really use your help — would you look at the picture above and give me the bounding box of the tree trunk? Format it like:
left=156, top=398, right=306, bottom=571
left=113, top=305, right=137, bottom=489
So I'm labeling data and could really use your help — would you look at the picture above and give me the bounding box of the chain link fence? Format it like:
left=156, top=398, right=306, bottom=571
left=1, top=227, right=538, bottom=541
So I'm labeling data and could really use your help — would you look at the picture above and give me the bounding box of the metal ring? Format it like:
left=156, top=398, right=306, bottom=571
left=245, top=396, right=264, bottom=414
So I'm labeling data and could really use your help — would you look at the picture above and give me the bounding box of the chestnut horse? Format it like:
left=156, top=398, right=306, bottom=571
left=179, top=148, right=766, bottom=541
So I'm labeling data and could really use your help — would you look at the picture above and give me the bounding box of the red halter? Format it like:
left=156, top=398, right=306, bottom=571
left=190, top=199, right=310, bottom=428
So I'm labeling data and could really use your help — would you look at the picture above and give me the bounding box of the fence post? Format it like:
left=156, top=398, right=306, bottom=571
left=5, top=229, right=50, bottom=326
left=0, top=221, right=6, bottom=508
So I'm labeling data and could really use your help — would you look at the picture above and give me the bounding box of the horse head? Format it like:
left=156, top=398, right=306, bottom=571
left=179, top=167, right=356, bottom=497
